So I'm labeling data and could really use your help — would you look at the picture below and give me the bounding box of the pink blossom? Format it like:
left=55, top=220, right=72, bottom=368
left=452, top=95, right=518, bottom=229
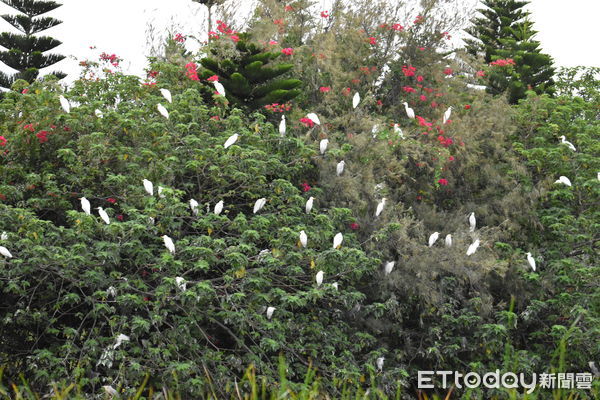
left=281, top=48, right=294, bottom=55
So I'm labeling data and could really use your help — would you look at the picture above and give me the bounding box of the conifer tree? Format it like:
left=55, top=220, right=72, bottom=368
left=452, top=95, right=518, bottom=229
left=0, top=0, right=65, bottom=89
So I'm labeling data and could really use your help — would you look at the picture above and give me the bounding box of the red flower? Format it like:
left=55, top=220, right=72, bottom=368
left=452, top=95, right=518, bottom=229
left=281, top=48, right=294, bottom=55
left=185, top=62, right=199, bottom=81
left=350, top=222, right=359, bottom=230
left=448, top=156, right=455, bottom=161
left=174, top=33, right=186, bottom=43
left=414, top=15, right=424, bottom=24
left=475, top=70, right=485, bottom=77
left=117, top=214, right=124, bottom=221
left=207, top=75, right=219, bottom=82
left=377, top=99, right=383, bottom=106
left=268, top=40, right=278, bottom=45
left=36, top=130, right=49, bottom=143
left=443, top=68, right=453, bottom=75
left=416, top=195, right=422, bottom=200
left=416, top=75, right=424, bottom=82
left=490, top=58, right=515, bottom=67
left=368, top=37, right=377, bottom=45
left=416, top=116, right=432, bottom=127
left=320, top=10, right=329, bottom=18
left=208, top=31, right=219, bottom=40
left=430, top=101, right=438, bottom=108
left=273, top=19, right=284, bottom=25
left=301, top=182, right=311, bottom=192
left=342, top=87, right=351, bottom=96
left=143, top=82, right=157, bottom=86
left=402, top=86, right=416, bottom=93
left=319, top=86, right=331, bottom=93
left=23, top=123, right=35, bottom=132
left=0, top=136, right=6, bottom=147
left=464, top=104, right=471, bottom=110
left=107, top=198, right=117, bottom=204
left=392, top=23, right=404, bottom=31
left=21, top=88, right=29, bottom=94
left=284, top=5, right=293, bottom=11
left=147, top=70, right=159, bottom=78
left=420, top=95, right=427, bottom=101
left=437, top=178, right=448, bottom=186
left=299, top=117, right=314, bottom=128
left=230, top=35, right=240, bottom=42
left=402, top=65, right=416, bottom=77
left=210, top=115, right=220, bottom=120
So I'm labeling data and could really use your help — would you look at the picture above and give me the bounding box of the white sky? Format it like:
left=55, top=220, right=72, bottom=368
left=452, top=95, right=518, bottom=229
left=0, top=0, right=599, bottom=83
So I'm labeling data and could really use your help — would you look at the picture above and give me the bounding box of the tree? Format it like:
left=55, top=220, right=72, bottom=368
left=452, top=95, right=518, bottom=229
left=0, top=0, right=66, bottom=89
left=464, top=0, right=555, bottom=103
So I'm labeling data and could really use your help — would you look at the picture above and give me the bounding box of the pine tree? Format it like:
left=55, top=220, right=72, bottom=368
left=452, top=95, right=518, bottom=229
left=464, top=0, right=555, bottom=103
left=0, top=0, right=65, bottom=90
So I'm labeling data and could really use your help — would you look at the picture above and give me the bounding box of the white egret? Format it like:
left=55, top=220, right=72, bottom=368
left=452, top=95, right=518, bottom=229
left=157, top=103, right=169, bottom=119
left=279, top=115, right=286, bottom=136
left=95, top=109, right=103, bottom=118
left=224, top=133, right=239, bottom=149
left=376, top=357, right=385, bottom=372
left=299, top=230, right=308, bottom=248
left=162, top=235, right=175, bottom=254
left=445, top=234, right=452, bottom=247
left=0, top=246, right=12, bottom=258
left=143, top=179, right=154, bottom=196
left=597, top=172, right=600, bottom=181
left=319, top=139, right=329, bottom=154
left=316, top=270, right=324, bottom=286
left=0, top=232, right=7, bottom=241
left=189, top=199, right=199, bottom=215
left=393, top=124, right=404, bottom=138
left=469, top=212, right=476, bottom=232
left=384, top=261, right=395, bottom=275
left=375, top=198, right=387, bottom=217
left=175, top=276, right=186, bottom=291
left=352, top=92, right=360, bottom=109
left=107, top=286, right=117, bottom=298
left=466, top=239, right=480, bottom=256
left=333, top=232, right=343, bottom=249
left=305, top=197, right=314, bottom=214
left=306, top=112, right=320, bottom=125
left=332, top=282, right=339, bottom=290
left=443, top=106, right=452, bottom=125
left=526, top=252, right=536, bottom=272
left=113, top=334, right=130, bottom=349
left=402, top=102, right=415, bottom=119
left=102, top=386, right=117, bottom=396
left=266, top=306, right=276, bottom=320
left=214, top=200, right=224, bottom=215
left=80, top=197, right=91, bottom=215
left=157, top=186, right=165, bottom=198
left=559, top=135, right=576, bottom=151
left=97, top=207, right=110, bottom=225
left=59, top=95, right=70, bottom=113
left=555, top=176, right=572, bottom=187
left=253, top=198, right=267, bottom=214
left=160, top=88, right=172, bottom=103
left=336, top=160, right=345, bottom=176
left=214, top=81, right=226, bottom=97
left=428, top=232, right=439, bottom=247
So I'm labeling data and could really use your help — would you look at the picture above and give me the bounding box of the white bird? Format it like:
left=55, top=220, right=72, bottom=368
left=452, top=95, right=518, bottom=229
left=306, top=112, right=320, bottom=125
left=80, top=197, right=91, bottom=215
left=402, top=102, right=415, bottom=119
left=157, top=103, right=169, bottom=119
left=445, top=234, right=452, bottom=247
left=466, top=239, right=480, bottom=256
left=214, top=200, right=224, bottom=215
left=59, top=95, right=70, bottom=113
left=352, top=92, right=360, bottom=109
left=102, top=386, right=117, bottom=396
left=469, top=212, right=476, bottom=232
left=94, top=109, right=103, bottom=118
left=142, top=179, right=154, bottom=196
left=0, top=246, right=12, bottom=258
left=279, top=115, right=286, bottom=136
left=443, top=106, right=452, bottom=124
left=157, top=186, right=165, bottom=198
left=555, top=176, right=572, bottom=187
left=336, top=160, right=345, bottom=176
left=224, top=133, right=238, bottom=149
left=214, top=81, right=226, bottom=97
left=371, top=124, right=379, bottom=138
left=107, top=286, right=117, bottom=298
left=175, top=276, right=186, bottom=291
left=384, top=261, right=395, bottom=275
left=332, top=282, right=339, bottom=290
left=97, top=207, right=110, bottom=225
left=375, top=198, right=387, bottom=217
left=162, top=235, right=175, bottom=254
left=266, top=306, right=276, bottom=319
left=376, top=357, right=385, bottom=372
left=428, top=232, right=439, bottom=247
left=526, top=252, right=536, bottom=272
left=189, top=199, right=199, bottom=215
left=597, top=172, right=600, bottom=181
left=160, top=88, right=172, bottom=103
left=333, top=232, right=343, bottom=249
left=299, top=230, right=308, bottom=248
left=305, top=197, right=314, bottom=214
left=0, top=232, right=7, bottom=241
left=319, top=139, right=329, bottom=154
left=559, top=135, right=576, bottom=151
left=253, top=198, right=267, bottom=214
left=113, top=334, right=130, bottom=349
left=393, top=123, right=404, bottom=138
left=316, top=270, right=324, bottom=286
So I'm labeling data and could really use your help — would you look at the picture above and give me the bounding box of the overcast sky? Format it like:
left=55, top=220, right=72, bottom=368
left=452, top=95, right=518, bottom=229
left=0, top=0, right=598, bottom=83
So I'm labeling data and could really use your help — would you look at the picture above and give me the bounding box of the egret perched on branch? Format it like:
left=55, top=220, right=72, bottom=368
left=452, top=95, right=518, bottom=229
left=428, top=232, right=439, bottom=247
left=143, top=179, right=154, bottom=196
left=162, top=235, right=175, bottom=254
left=224, top=133, right=239, bottom=149
left=299, top=230, right=308, bottom=248
left=443, top=106, right=452, bottom=124
left=266, top=306, right=276, bottom=319
left=189, top=199, right=199, bottom=216
left=175, top=276, right=186, bottom=291
left=59, top=95, right=70, bottom=113
left=279, top=115, right=286, bottom=136
left=0, top=246, right=12, bottom=258
left=333, top=232, right=343, bottom=249
left=113, top=334, right=130, bottom=349
left=157, top=186, right=165, bottom=198
left=320, top=139, right=329, bottom=154
left=107, top=286, right=117, bottom=298
left=214, top=200, right=224, bottom=215
left=445, top=234, right=452, bottom=247
left=376, top=357, right=385, bottom=372
left=80, top=197, right=91, bottom=215
left=402, top=102, right=415, bottom=119
left=214, top=81, right=226, bottom=97
left=393, top=124, right=404, bottom=138
left=526, top=252, right=536, bottom=271
left=95, top=109, right=103, bottom=118
left=160, top=88, right=172, bottom=103
left=466, top=239, right=480, bottom=256
left=253, top=198, right=267, bottom=214
left=332, top=282, right=339, bottom=290
left=97, top=207, right=110, bottom=225
left=0, top=232, right=7, bottom=241
left=305, top=197, right=314, bottom=214
left=352, top=92, right=360, bottom=109
left=384, top=261, right=395, bottom=275
left=558, top=135, right=576, bottom=151
left=157, top=103, right=169, bottom=119
left=469, top=212, right=476, bottom=232
left=316, top=270, right=324, bottom=286
left=306, top=112, right=320, bottom=125
left=375, top=198, right=387, bottom=217
left=336, top=160, right=345, bottom=176
left=554, top=176, right=572, bottom=187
